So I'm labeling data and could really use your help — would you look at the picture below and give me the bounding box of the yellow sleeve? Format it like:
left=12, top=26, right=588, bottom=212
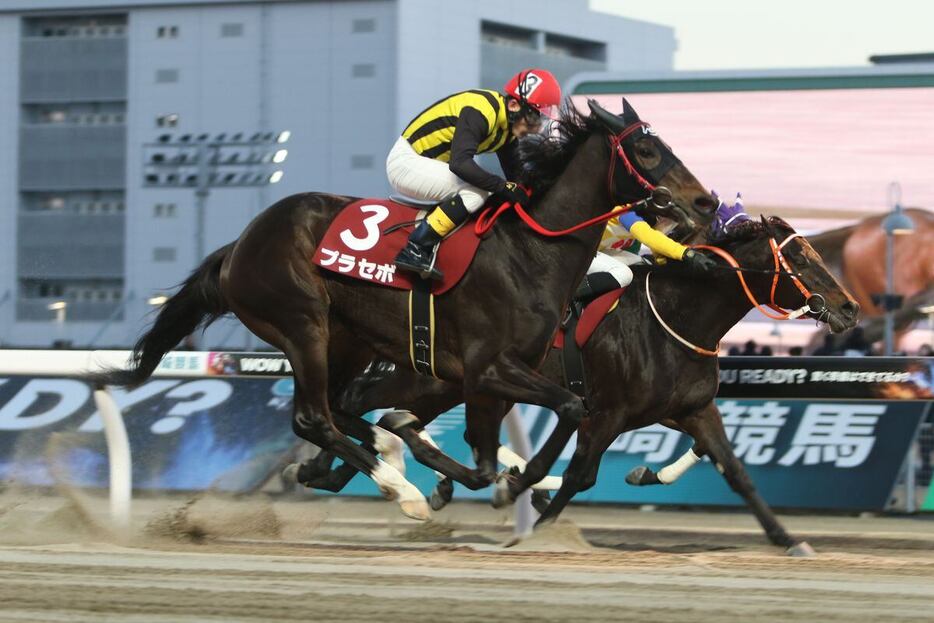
left=629, top=221, right=688, bottom=260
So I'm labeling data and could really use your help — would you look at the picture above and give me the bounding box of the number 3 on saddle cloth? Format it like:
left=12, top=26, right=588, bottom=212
left=313, top=198, right=480, bottom=294
left=312, top=198, right=482, bottom=377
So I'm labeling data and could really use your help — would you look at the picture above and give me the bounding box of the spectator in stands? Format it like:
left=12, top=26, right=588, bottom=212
left=727, top=345, right=741, bottom=356
left=759, top=345, right=773, bottom=356
left=740, top=340, right=758, bottom=356
left=788, top=346, right=804, bottom=356
left=919, top=344, right=933, bottom=357
left=811, top=334, right=838, bottom=356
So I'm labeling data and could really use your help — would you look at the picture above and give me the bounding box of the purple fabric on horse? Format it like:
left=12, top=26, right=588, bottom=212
left=711, top=191, right=751, bottom=238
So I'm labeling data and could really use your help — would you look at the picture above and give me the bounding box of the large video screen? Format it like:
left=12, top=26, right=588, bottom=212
left=578, top=87, right=934, bottom=231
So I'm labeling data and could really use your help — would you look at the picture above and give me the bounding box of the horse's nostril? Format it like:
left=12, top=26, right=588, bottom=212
left=842, top=301, right=860, bottom=318
left=693, top=195, right=716, bottom=214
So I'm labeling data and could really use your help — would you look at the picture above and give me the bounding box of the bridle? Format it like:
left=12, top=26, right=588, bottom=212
left=647, top=230, right=828, bottom=357
left=607, top=122, right=682, bottom=196
left=475, top=121, right=682, bottom=237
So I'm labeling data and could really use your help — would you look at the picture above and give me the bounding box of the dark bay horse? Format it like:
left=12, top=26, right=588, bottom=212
left=92, top=99, right=715, bottom=519
left=302, top=215, right=859, bottom=552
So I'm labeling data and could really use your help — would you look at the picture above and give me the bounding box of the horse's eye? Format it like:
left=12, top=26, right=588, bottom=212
left=637, top=147, right=654, bottom=158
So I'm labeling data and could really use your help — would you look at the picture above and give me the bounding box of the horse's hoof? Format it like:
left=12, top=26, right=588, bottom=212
left=430, top=480, right=453, bottom=511
left=786, top=541, right=817, bottom=557
left=491, top=476, right=515, bottom=509
left=378, top=409, right=421, bottom=433
left=625, top=466, right=661, bottom=486
left=399, top=498, right=432, bottom=521
left=530, top=490, right=552, bottom=514
left=429, top=489, right=449, bottom=511
left=282, top=463, right=302, bottom=485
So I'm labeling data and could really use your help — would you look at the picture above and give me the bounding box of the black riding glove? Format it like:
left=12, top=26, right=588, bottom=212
left=491, top=181, right=529, bottom=207
left=682, top=249, right=718, bottom=273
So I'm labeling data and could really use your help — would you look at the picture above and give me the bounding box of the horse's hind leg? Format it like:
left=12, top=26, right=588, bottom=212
left=286, top=329, right=430, bottom=520
left=682, top=401, right=808, bottom=553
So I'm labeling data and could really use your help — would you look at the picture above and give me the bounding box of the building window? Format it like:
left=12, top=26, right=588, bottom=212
left=154, top=203, right=177, bottom=218
left=156, top=69, right=179, bottom=84
left=350, top=155, right=374, bottom=169
left=352, top=18, right=376, bottom=33
left=157, top=25, right=178, bottom=38
left=352, top=63, right=375, bottom=78
left=156, top=113, right=179, bottom=128
left=480, top=21, right=536, bottom=49
left=153, top=247, right=177, bottom=262
left=544, top=33, right=606, bottom=62
left=221, top=23, right=244, bottom=37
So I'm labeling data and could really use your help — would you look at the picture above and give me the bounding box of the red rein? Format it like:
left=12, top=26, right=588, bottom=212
left=474, top=200, right=634, bottom=237
left=475, top=123, right=649, bottom=238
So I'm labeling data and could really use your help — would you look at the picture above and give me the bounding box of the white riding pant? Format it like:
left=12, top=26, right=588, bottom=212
left=587, top=250, right=642, bottom=288
left=386, top=137, right=490, bottom=213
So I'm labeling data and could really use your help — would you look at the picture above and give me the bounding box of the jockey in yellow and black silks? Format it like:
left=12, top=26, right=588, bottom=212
left=388, top=68, right=562, bottom=279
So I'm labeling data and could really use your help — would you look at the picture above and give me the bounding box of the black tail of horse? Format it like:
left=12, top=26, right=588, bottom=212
left=90, top=243, right=234, bottom=387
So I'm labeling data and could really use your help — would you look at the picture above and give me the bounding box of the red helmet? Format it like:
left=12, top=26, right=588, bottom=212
left=503, top=69, right=561, bottom=119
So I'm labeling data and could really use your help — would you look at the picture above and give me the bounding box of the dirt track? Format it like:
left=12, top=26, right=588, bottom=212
left=0, top=492, right=932, bottom=622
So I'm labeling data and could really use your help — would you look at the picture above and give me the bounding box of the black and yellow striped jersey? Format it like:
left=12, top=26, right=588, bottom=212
left=401, top=89, right=515, bottom=192
left=403, top=89, right=509, bottom=160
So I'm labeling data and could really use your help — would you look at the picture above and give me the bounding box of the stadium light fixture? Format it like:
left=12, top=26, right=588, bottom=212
left=142, top=128, right=291, bottom=264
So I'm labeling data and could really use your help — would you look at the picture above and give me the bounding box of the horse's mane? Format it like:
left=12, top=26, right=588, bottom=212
left=711, top=215, right=795, bottom=246
left=516, top=104, right=602, bottom=199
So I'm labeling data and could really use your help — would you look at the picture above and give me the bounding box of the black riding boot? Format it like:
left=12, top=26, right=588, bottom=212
left=394, top=220, right=444, bottom=280
left=574, top=272, right=622, bottom=304
left=394, top=195, right=469, bottom=280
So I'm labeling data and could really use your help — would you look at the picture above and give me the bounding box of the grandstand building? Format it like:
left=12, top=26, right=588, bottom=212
left=0, top=0, right=675, bottom=347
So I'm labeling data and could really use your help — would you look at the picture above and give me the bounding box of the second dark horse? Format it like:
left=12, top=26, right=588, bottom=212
left=300, top=215, right=860, bottom=553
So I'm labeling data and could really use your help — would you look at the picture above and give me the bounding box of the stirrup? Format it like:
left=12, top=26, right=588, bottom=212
left=395, top=245, right=444, bottom=280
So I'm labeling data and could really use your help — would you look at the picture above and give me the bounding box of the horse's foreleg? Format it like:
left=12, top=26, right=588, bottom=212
left=471, top=349, right=587, bottom=425
left=530, top=422, right=617, bottom=528
left=463, top=395, right=508, bottom=490
left=625, top=443, right=704, bottom=487
left=493, top=418, right=577, bottom=508
left=681, top=401, right=811, bottom=554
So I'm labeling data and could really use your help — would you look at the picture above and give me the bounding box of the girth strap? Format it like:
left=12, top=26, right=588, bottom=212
left=408, top=279, right=437, bottom=377
left=560, top=304, right=588, bottom=398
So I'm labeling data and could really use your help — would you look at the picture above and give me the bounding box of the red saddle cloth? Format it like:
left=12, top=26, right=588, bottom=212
left=312, top=198, right=482, bottom=295
left=553, top=288, right=626, bottom=349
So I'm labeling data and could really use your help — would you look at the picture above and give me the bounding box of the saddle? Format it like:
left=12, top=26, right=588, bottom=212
left=554, top=288, right=626, bottom=397
left=312, top=197, right=481, bottom=296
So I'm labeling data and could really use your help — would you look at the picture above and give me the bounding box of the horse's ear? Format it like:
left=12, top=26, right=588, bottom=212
left=759, top=214, right=776, bottom=238
left=621, top=98, right=641, bottom=125
left=587, top=98, right=626, bottom=134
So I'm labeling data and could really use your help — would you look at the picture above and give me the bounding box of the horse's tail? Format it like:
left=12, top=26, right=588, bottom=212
left=90, top=242, right=234, bottom=387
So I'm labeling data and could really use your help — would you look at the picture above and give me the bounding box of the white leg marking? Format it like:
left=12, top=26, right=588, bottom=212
left=497, top=445, right=563, bottom=491
left=372, top=426, right=406, bottom=476
left=371, top=460, right=430, bottom=520
left=656, top=448, right=702, bottom=484
left=417, top=428, right=447, bottom=481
